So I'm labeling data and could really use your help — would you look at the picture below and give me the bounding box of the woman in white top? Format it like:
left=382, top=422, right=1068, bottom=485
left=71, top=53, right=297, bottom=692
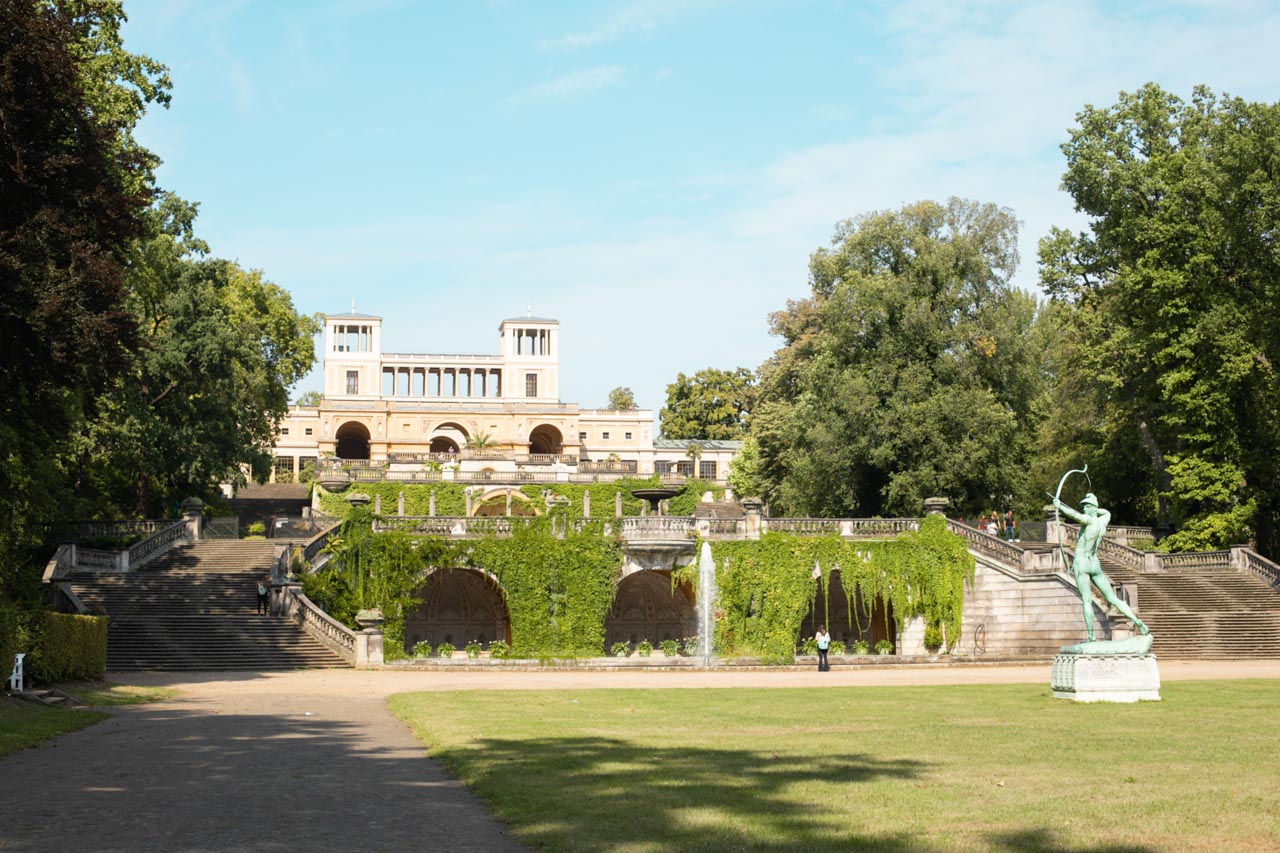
left=815, top=626, right=831, bottom=672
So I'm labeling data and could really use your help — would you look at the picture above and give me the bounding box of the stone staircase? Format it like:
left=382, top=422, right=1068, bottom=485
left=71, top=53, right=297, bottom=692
left=68, top=540, right=347, bottom=671
left=1098, top=557, right=1280, bottom=658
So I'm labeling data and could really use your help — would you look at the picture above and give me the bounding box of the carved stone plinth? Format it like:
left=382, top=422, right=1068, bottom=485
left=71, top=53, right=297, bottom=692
left=1051, top=654, right=1161, bottom=702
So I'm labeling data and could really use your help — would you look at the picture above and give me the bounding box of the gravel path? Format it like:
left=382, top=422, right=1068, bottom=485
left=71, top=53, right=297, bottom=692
left=3, top=659, right=1276, bottom=852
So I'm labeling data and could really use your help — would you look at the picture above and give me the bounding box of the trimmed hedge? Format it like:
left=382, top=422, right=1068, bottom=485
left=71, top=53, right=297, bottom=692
left=1, top=608, right=107, bottom=685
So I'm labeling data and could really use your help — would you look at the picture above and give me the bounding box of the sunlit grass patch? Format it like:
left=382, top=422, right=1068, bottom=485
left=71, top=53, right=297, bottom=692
left=0, top=697, right=106, bottom=757
left=390, top=681, right=1280, bottom=851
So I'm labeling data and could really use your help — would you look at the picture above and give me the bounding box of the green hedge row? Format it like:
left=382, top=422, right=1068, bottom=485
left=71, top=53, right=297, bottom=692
left=0, top=606, right=107, bottom=685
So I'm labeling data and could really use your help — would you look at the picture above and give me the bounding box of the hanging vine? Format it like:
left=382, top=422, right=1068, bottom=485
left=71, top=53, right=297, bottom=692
left=677, top=515, right=973, bottom=662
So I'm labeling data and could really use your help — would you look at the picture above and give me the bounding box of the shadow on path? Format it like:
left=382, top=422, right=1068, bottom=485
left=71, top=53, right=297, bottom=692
left=0, top=699, right=522, bottom=852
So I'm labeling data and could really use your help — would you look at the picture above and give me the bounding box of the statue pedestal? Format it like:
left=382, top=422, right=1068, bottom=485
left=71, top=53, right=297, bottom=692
left=1051, top=654, right=1161, bottom=703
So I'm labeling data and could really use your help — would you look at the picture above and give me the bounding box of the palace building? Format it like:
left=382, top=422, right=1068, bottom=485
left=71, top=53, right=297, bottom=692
left=269, top=310, right=740, bottom=484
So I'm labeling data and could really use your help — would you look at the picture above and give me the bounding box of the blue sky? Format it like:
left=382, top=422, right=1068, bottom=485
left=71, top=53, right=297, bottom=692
left=122, top=0, right=1280, bottom=412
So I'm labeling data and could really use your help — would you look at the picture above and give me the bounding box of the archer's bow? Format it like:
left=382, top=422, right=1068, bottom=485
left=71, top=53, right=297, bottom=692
left=1053, top=465, right=1090, bottom=555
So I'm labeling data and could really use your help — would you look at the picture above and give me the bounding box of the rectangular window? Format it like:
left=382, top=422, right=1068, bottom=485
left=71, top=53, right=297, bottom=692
left=346, top=370, right=359, bottom=395
left=304, top=427, right=313, bottom=436
left=700, top=461, right=717, bottom=480
left=525, top=373, right=538, bottom=397
left=602, top=432, right=610, bottom=440
left=624, top=432, right=632, bottom=440
left=579, top=432, right=587, bottom=441
left=280, top=427, right=290, bottom=436
left=676, top=461, right=694, bottom=477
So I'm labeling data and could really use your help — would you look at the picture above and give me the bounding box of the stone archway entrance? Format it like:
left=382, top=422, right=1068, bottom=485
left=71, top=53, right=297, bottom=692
left=335, top=421, right=371, bottom=460
left=604, top=571, right=696, bottom=652
left=403, top=569, right=510, bottom=651
left=797, top=569, right=895, bottom=650
left=471, top=488, right=539, bottom=517
left=528, top=424, right=563, bottom=455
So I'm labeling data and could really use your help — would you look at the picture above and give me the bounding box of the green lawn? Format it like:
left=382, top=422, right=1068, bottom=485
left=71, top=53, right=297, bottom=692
left=390, top=681, right=1280, bottom=852
left=0, top=697, right=106, bottom=757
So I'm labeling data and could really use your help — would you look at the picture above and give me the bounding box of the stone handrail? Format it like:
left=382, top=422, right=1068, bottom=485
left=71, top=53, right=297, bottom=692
left=766, top=518, right=844, bottom=535
left=1159, top=549, right=1232, bottom=571
left=1059, top=525, right=1146, bottom=570
left=40, top=519, right=170, bottom=545
left=301, top=521, right=343, bottom=566
left=42, top=545, right=77, bottom=583
left=1105, top=524, right=1157, bottom=546
left=619, top=516, right=695, bottom=541
left=1233, top=547, right=1280, bottom=591
left=946, top=520, right=1030, bottom=571
left=845, top=518, right=918, bottom=537
left=126, top=519, right=192, bottom=568
left=281, top=586, right=357, bottom=664
left=702, top=518, right=742, bottom=536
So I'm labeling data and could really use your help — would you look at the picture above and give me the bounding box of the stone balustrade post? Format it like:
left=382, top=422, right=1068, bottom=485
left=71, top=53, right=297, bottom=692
left=429, top=490, right=436, bottom=517
left=741, top=497, right=763, bottom=540
left=583, top=491, right=590, bottom=517
left=397, top=491, right=405, bottom=516
left=354, top=629, right=384, bottom=667
left=181, top=496, right=204, bottom=542
left=615, top=492, right=622, bottom=517
left=923, top=496, right=950, bottom=517
left=374, top=493, right=382, bottom=515
left=1043, top=504, right=1060, bottom=543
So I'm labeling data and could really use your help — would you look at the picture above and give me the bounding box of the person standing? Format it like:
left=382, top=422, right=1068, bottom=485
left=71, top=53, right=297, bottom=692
left=815, top=626, right=831, bottom=672
left=256, top=574, right=271, bottom=615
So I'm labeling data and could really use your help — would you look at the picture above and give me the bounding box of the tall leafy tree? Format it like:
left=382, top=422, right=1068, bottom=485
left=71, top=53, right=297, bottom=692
left=605, top=386, right=637, bottom=410
left=659, top=368, right=755, bottom=440
left=1040, top=84, right=1280, bottom=555
left=0, top=0, right=165, bottom=593
left=74, top=195, right=320, bottom=516
left=754, top=198, right=1050, bottom=518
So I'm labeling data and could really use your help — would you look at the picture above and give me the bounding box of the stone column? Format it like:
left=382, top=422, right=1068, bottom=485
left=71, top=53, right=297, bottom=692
left=397, top=492, right=405, bottom=516
left=506, top=492, right=512, bottom=516
left=465, top=490, right=473, bottom=517
left=374, top=493, right=382, bottom=515
left=583, top=491, right=590, bottom=517
left=1044, top=504, right=1060, bottom=543
left=429, top=490, right=436, bottom=517
left=615, top=492, right=622, bottom=517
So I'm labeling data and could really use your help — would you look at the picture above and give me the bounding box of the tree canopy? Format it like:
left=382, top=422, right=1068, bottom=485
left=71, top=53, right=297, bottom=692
left=606, top=386, right=637, bottom=411
left=751, top=198, right=1051, bottom=518
left=1039, top=83, right=1280, bottom=554
left=659, top=368, right=754, bottom=440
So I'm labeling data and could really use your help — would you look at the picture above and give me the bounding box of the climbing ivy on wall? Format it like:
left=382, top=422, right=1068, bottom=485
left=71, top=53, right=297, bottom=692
left=304, top=509, right=623, bottom=658
left=469, top=516, right=622, bottom=657
left=315, top=479, right=726, bottom=521
left=678, top=516, right=973, bottom=662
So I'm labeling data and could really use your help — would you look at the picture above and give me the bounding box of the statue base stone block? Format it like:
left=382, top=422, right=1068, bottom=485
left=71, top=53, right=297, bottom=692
left=1051, top=654, right=1161, bottom=703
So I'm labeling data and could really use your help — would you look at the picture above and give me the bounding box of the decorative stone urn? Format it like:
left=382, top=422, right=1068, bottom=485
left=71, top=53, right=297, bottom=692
left=346, top=492, right=371, bottom=508
left=354, top=608, right=384, bottom=630
left=317, top=473, right=350, bottom=492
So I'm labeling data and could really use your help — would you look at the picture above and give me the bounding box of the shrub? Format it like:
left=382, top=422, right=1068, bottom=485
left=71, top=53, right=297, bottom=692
left=800, top=636, right=818, bottom=655
left=245, top=521, right=266, bottom=538
left=853, top=640, right=870, bottom=655
left=437, top=642, right=455, bottom=659
left=23, top=613, right=107, bottom=683
left=411, top=641, right=432, bottom=658
left=875, top=639, right=894, bottom=655
left=488, top=640, right=511, bottom=659
left=680, top=636, right=700, bottom=656
left=660, top=639, right=679, bottom=657
left=611, top=641, right=630, bottom=658
left=636, top=639, right=652, bottom=657
left=923, top=624, right=943, bottom=653
left=465, top=641, right=482, bottom=659
left=829, top=641, right=845, bottom=656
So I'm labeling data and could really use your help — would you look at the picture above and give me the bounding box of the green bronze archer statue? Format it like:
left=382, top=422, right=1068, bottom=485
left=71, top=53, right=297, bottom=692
left=1052, top=490, right=1148, bottom=642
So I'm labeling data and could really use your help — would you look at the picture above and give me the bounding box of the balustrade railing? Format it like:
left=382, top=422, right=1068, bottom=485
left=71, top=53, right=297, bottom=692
left=283, top=587, right=356, bottom=664
left=1236, top=548, right=1280, bottom=591
left=703, top=518, right=742, bottom=536
left=1159, top=550, right=1231, bottom=571
left=846, top=518, right=918, bottom=537
left=385, top=470, right=444, bottom=482
left=1105, top=524, right=1158, bottom=546
left=619, top=517, right=695, bottom=540
left=766, top=518, right=843, bottom=535
left=126, top=520, right=191, bottom=568
left=580, top=460, right=638, bottom=474
left=946, top=520, right=1027, bottom=569
left=39, top=519, right=169, bottom=545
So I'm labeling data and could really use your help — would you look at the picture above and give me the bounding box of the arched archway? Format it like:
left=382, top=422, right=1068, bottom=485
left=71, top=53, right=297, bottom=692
left=335, top=421, right=371, bottom=460
left=471, top=488, right=540, bottom=517
left=429, top=422, right=469, bottom=454
left=528, top=424, right=563, bottom=455
left=605, top=571, right=696, bottom=652
left=403, top=568, right=510, bottom=651
left=797, top=569, right=894, bottom=650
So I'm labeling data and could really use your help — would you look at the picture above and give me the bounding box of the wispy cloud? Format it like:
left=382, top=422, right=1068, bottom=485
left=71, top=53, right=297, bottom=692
left=540, top=0, right=734, bottom=49
left=506, top=65, right=626, bottom=106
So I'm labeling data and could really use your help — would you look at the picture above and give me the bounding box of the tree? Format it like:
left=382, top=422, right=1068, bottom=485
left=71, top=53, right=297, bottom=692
left=73, top=195, right=319, bottom=516
left=684, top=442, right=703, bottom=477
left=1040, top=84, right=1280, bottom=555
left=296, top=390, right=323, bottom=407
left=0, top=0, right=166, bottom=594
left=659, top=368, right=754, bottom=440
left=753, top=198, right=1050, bottom=518
left=606, top=386, right=637, bottom=411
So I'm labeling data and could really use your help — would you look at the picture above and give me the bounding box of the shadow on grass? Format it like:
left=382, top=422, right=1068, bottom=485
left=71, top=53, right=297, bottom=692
left=990, top=828, right=1158, bottom=853
left=432, top=734, right=928, bottom=850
